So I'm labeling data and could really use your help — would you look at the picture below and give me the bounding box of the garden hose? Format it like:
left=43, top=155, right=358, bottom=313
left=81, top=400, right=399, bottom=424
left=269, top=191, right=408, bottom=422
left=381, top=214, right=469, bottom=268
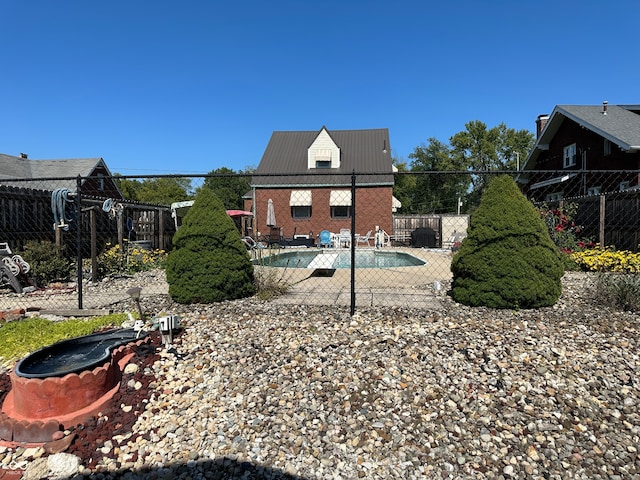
left=51, top=188, right=73, bottom=231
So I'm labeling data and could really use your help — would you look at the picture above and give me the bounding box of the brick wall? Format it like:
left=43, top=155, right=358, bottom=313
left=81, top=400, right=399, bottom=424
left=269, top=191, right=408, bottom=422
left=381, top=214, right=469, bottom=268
left=249, top=186, right=394, bottom=241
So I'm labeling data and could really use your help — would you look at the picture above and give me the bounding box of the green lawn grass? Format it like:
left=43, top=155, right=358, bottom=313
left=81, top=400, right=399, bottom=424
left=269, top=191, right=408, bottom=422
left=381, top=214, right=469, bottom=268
left=0, top=313, right=128, bottom=367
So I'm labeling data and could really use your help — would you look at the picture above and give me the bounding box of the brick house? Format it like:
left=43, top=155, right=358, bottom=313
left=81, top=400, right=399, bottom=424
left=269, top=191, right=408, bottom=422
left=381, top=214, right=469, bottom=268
left=248, top=127, right=399, bottom=244
left=519, top=103, right=640, bottom=201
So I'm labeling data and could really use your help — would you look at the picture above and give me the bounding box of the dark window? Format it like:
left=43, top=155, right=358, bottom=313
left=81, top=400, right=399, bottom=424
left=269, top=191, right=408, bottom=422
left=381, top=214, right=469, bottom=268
left=315, top=160, right=331, bottom=169
left=331, top=206, right=351, bottom=218
left=291, top=206, right=311, bottom=219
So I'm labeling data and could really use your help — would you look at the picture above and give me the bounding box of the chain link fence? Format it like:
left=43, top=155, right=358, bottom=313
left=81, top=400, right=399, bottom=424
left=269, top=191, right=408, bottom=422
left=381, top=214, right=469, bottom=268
left=0, top=170, right=638, bottom=315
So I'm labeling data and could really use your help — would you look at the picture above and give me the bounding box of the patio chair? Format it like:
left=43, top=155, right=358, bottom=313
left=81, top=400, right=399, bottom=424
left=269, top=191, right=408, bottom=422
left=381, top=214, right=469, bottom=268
left=242, top=236, right=256, bottom=250
left=355, top=230, right=372, bottom=247
left=318, top=230, right=332, bottom=248
left=338, top=228, right=351, bottom=248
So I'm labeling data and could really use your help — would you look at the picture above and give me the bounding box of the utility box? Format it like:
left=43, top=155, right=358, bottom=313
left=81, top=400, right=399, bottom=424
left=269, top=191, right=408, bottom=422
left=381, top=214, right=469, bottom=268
left=157, top=315, right=180, bottom=332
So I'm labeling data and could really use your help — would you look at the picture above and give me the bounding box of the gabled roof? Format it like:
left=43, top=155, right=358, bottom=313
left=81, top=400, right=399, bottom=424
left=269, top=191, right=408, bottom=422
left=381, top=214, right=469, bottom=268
left=252, top=127, right=393, bottom=187
left=0, top=154, right=111, bottom=191
left=523, top=104, right=640, bottom=170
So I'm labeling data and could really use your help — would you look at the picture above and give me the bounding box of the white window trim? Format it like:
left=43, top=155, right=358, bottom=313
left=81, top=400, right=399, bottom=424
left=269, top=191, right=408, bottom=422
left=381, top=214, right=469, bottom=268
left=563, top=144, right=577, bottom=168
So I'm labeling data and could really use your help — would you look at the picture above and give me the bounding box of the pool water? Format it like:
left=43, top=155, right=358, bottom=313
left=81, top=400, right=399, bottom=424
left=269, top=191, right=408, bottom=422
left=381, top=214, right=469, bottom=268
left=254, top=250, right=426, bottom=269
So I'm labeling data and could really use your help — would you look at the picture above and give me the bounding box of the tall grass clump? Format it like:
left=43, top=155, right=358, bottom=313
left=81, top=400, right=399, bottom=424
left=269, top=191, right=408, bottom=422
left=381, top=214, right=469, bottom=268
left=252, top=252, right=300, bottom=299
left=594, top=273, right=640, bottom=312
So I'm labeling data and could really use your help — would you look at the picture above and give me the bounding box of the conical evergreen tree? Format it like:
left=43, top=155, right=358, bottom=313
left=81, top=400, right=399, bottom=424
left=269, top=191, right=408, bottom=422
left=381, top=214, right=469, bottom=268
left=451, top=175, right=563, bottom=308
left=166, top=188, right=255, bottom=303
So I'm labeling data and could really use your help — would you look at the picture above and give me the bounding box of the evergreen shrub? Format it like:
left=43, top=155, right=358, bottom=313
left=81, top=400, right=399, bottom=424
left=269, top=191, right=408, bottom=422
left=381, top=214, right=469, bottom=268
left=450, top=175, right=563, bottom=308
left=20, top=240, right=74, bottom=287
left=165, top=188, right=255, bottom=303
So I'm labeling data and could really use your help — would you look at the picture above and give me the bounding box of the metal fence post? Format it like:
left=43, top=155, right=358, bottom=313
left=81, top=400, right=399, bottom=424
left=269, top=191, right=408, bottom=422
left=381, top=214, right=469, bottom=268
left=76, top=175, right=83, bottom=309
left=350, top=171, right=356, bottom=316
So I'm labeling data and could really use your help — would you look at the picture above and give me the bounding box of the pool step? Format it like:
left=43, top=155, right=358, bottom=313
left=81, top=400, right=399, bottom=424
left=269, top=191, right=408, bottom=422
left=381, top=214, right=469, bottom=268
left=307, top=253, right=338, bottom=269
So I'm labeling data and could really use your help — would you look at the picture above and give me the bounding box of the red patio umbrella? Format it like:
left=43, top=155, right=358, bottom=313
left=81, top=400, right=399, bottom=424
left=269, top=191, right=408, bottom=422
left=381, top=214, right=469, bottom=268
left=226, top=210, right=253, bottom=217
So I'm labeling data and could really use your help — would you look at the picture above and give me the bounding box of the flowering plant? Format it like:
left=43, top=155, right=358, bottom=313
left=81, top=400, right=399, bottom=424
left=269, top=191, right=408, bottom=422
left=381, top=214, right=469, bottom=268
left=538, top=203, right=594, bottom=253
left=571, top=247, right=640, bottom=273
left=93, top=241, right=167, bottom=277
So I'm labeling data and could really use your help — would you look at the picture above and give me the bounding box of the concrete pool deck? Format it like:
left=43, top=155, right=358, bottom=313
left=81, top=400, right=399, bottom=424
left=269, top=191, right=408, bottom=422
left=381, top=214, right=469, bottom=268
left=255, top=246, right=454, bottom=308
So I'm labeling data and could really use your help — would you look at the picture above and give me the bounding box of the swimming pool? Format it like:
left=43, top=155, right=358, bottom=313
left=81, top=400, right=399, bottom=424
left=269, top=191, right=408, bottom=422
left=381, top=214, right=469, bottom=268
left=253, top=249, right=426, bottom=269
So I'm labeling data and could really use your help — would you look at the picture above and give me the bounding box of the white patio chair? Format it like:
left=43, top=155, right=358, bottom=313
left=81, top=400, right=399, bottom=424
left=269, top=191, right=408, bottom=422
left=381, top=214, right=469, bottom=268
left=338, top=229, right=351, bottom=248
left=355, top=230, right=372, bottom=247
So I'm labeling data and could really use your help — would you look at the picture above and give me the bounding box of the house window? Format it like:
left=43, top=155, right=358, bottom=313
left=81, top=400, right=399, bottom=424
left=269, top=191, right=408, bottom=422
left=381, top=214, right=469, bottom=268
left=289, top=190, right=312, bottom=218
left=291, top=206, right=311, bottom=218
left=620, top=181, right=630, bottom=191
left=563, top=144, right=577, bottom=168
left=314, top=149, right=332, bottom=169
left=331, top=206, right=352, bottom=218
left=329, top=190, right=351, bottom=218
left=97, top=173, right=105, bottom=191
left=604, top=139, right=612, bottom=156
left=588, top=186, right=601, bottom=196
left=545, top=192, right=563, bottom=202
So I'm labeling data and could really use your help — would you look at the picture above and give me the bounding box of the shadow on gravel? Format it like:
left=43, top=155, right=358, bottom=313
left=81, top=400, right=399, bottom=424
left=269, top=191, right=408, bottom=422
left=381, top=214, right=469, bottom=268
left=57, top=458, right=311, bottom=479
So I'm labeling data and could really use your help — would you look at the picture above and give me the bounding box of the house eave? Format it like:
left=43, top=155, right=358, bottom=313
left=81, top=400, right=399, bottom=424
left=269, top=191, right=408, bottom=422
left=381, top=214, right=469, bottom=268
left=251, top=182, right=395, bottom=189
left=529, top=173, right=578, bottom=190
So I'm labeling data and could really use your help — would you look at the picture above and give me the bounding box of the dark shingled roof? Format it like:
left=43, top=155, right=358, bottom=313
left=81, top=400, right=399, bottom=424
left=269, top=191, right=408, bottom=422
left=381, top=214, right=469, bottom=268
left=523, top=104, right=640, bottom=170
left=555, top=105, right=640, bottom=150
left=252, top=127, right=394, bottom=187
left=0, top=154, right=109, bottom=191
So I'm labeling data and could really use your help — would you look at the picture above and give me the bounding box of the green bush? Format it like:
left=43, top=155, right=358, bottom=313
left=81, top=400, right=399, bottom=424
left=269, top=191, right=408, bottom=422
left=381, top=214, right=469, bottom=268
left=450, top=175, right=564, bottom=308
left=20, top=240, right=74, bottom=287
left=165, top=188, right=255, bottom=303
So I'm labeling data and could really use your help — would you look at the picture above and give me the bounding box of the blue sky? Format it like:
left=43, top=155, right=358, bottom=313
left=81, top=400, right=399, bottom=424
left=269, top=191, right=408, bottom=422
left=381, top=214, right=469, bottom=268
left=2, top=1, right=638, bottom=175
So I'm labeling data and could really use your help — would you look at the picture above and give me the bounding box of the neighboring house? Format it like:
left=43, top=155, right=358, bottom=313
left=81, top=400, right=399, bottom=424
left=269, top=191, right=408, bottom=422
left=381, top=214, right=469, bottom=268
left=519, top=102, right=640, bottom=201
left=0, top=153, right=171, bottom=252
left=0, top=152, right=123, bottom=198
left=248, top=126, right=399, bottom=243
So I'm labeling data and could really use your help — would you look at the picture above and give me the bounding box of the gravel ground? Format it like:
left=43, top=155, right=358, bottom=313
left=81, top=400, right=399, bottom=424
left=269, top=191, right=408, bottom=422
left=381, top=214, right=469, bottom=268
left=4, top=272, right=640, bottom=479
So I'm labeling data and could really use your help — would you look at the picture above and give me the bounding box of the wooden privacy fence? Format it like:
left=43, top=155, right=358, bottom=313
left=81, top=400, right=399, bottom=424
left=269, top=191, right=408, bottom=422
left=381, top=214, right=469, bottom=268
left=0, top=184, right=176, bottom=256
left=541, top=188, right=640, bottom=252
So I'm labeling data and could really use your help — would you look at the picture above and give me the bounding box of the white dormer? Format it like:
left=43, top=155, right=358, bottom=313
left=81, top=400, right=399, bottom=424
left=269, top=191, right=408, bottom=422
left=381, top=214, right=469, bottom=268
left=308, top=127, right=340, bottom=169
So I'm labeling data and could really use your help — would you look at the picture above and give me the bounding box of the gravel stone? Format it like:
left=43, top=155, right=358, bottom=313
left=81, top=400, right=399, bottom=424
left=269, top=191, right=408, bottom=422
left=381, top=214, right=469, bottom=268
left=4, top=271, right=640, bottom=479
